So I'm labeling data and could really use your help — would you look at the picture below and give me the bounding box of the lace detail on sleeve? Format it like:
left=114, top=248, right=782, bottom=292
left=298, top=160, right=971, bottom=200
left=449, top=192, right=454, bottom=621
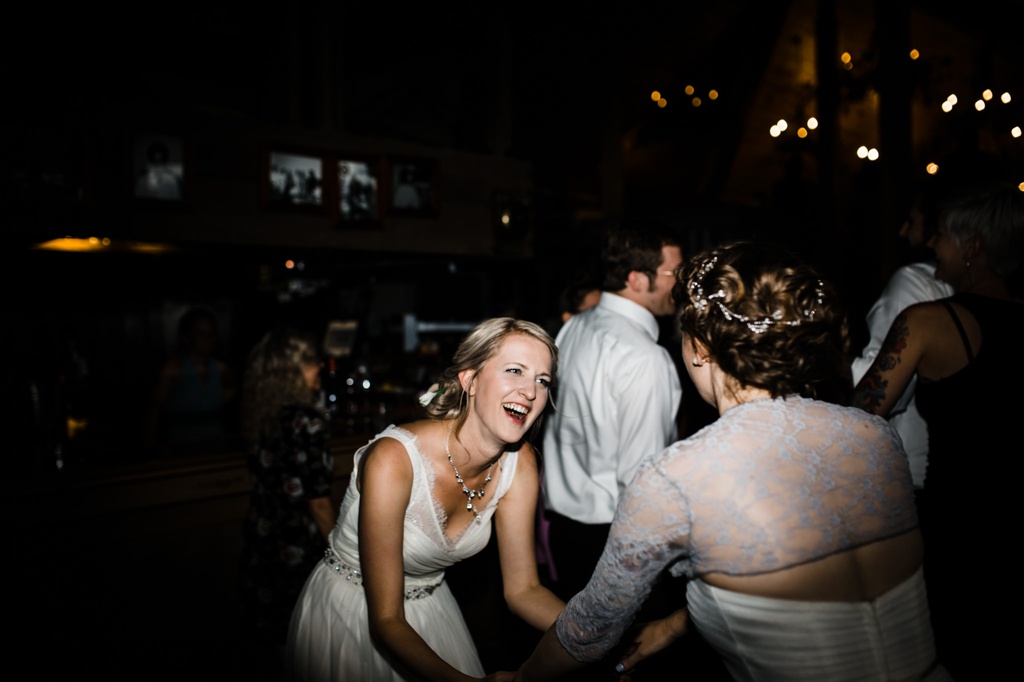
left=556, top=458, right=689, bottom=661
left=555, top=396, right=918, bottom=663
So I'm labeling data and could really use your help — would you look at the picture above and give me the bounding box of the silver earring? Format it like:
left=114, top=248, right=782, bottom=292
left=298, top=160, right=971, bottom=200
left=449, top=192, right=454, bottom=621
left=691, top=357, right=702, bottom=367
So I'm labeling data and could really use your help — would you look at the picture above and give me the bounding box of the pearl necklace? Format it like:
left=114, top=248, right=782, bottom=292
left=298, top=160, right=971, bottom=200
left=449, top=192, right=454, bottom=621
left=444, top=420, right=494, bottom=523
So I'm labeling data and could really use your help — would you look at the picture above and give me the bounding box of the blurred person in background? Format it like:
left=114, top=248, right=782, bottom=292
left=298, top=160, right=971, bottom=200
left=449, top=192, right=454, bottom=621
left=238, top=327, right=336, bottom=669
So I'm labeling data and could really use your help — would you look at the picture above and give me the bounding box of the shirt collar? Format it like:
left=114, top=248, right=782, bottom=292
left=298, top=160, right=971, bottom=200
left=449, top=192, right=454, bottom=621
left=596, top=292, right=661, bottom=341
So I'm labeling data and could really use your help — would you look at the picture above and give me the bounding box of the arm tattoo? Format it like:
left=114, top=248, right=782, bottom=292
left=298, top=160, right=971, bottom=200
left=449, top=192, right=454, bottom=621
left=852, top=313, right=911, bottom=414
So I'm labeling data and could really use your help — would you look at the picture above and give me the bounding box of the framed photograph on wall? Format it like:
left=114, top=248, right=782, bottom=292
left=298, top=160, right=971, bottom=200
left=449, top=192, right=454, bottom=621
left=337, top=156, right=381, bottom=226
left=264, top=149, right=325, bottom=210
left=133, top=133, right=188, bottom=203
left=387, top=156, right=438, bottom=218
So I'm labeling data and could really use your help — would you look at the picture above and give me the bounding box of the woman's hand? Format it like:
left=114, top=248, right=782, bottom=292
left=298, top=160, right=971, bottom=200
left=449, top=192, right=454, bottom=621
left=613, top=608, right=689, bottom=678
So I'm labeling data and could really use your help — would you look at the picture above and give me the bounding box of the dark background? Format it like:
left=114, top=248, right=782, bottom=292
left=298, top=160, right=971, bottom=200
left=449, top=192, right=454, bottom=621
left=2, top=3, right=1022, bottom=677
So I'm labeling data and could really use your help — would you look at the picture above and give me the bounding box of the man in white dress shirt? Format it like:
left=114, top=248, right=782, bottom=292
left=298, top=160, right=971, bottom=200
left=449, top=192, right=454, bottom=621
left=542, top=222, right=683, bottom=602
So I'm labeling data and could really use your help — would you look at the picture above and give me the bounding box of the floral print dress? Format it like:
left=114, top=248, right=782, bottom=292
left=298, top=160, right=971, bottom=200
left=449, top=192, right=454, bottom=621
left=238, top=404, right=334, bottom=645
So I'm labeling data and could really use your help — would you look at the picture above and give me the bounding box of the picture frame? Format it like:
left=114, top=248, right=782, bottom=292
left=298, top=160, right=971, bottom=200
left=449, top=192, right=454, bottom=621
left=263, top=148, right=326, bottom=211
left=387, top=156, right=439, bottom=218
left=132, top=133, right=189, bottom=203
left=336, top=156, right=382, bottom=226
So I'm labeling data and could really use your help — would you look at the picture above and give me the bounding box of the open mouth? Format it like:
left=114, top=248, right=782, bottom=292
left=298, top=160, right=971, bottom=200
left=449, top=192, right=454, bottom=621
left=503, top=402, right=529, bottom=423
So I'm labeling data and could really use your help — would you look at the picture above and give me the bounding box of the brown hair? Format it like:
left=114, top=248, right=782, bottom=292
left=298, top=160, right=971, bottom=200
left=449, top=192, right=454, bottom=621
left=240, top=328, right=323, bottom=444
left=676, top=241, right=849, bottom=399
left=601, top=220, right=680, bottom=292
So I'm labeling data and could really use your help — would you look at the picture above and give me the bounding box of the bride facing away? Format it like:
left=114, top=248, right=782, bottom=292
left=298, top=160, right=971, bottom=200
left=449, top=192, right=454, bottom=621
left=287, top=318, right=565, bottom=682
left=515, top=241, right=951, bottom=681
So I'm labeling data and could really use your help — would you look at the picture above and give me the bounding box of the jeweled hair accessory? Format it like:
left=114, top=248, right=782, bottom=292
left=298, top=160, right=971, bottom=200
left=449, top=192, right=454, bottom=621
left=688, top=255, right=825, bottom=334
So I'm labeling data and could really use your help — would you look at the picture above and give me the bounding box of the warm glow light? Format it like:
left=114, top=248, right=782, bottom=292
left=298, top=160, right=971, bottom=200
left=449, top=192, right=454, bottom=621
left=658, top=97, right=667, bottom=108
left=867, top=148, right=879, bottom=161
left=797, top=128, right=807, bottom=138
left=34, top=237, right=105, bottom=252
left=692, top=97, right=701, bottom=107
left=947, top=94, right=958, bottom=105
left=1018, top=182, right=1024, bottom=192
left=777, top=119, right=788, bottom=131
left=941, top=101, right=954, bottom=113
left=807, top=117, right=818, bottom=129
left=975, top=99, right=986, bottom=111
left=1002, top=92, right=1012, bottom=104
left=841, top=52, right=852, bottom=64
left=770, top=125, right=781, bottom=138
left=983, top=89, right=993, bottom=101
left=857, top=146, right=868, bottom=158
left=708, top=89, right=719, bottom=100
left=285, top=259, right=296, bottom=269
left=31, top=238, right=175, bottom=253
left=926, top=163, right=939, bottom=175
left=909, top=48, right=920, bottom=60
left=501, top=212, right=511, bottom=225
left=651, top=90, right=661, bottom=101
left=684, top=85, right=694, bottom=96
left=1012, top=126, right=1022, bottom=138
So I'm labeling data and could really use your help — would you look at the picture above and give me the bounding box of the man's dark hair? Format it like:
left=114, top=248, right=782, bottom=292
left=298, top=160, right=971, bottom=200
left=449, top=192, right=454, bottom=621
left=559, top=274, right=600, bottom=316
left=601, top=219, right=680, bottom=292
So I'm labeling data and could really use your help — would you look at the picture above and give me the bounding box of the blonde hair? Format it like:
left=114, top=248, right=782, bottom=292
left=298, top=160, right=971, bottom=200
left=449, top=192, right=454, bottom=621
left=423, top=318, right=557, bottom=435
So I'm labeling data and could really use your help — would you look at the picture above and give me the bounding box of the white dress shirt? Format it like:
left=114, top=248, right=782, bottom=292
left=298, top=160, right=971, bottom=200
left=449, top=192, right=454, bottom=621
left=851, top=261, right=953, bottom=487
left=542, top=292, right=682, bottom=524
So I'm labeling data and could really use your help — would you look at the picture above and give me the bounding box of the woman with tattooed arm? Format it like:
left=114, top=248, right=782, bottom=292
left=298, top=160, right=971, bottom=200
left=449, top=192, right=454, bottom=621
left=851, top=180, right=1024, bottom=679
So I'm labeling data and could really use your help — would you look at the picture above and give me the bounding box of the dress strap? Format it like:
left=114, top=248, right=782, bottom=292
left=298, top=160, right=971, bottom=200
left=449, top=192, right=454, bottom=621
left=940, top=300, right=975, bottom=363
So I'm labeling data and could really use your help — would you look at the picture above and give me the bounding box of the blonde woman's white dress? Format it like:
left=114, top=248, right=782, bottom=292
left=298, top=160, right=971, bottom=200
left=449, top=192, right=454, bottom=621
left=287, top=424, right=518, bottom=682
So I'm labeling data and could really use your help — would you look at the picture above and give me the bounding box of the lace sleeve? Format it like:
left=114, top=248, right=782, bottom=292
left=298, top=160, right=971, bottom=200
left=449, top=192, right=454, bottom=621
left=554, top=396, right=918, bottom=663
left=555, top=456, right=689, bottom=662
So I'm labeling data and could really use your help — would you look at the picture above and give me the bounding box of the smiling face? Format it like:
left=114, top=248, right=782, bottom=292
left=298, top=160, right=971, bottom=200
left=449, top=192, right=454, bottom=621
left=460, top=333, right=553, bottom=447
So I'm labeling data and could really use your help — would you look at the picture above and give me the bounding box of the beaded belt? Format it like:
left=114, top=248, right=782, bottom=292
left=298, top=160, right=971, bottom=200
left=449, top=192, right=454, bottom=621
left=322, top=547, right=442, bottom=601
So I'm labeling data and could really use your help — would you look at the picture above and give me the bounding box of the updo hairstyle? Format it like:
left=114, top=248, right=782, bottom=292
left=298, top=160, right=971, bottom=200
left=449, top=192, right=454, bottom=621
left=424, top=318, right=558, bottom=428
left=675, top=241, right=849, bottom=399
